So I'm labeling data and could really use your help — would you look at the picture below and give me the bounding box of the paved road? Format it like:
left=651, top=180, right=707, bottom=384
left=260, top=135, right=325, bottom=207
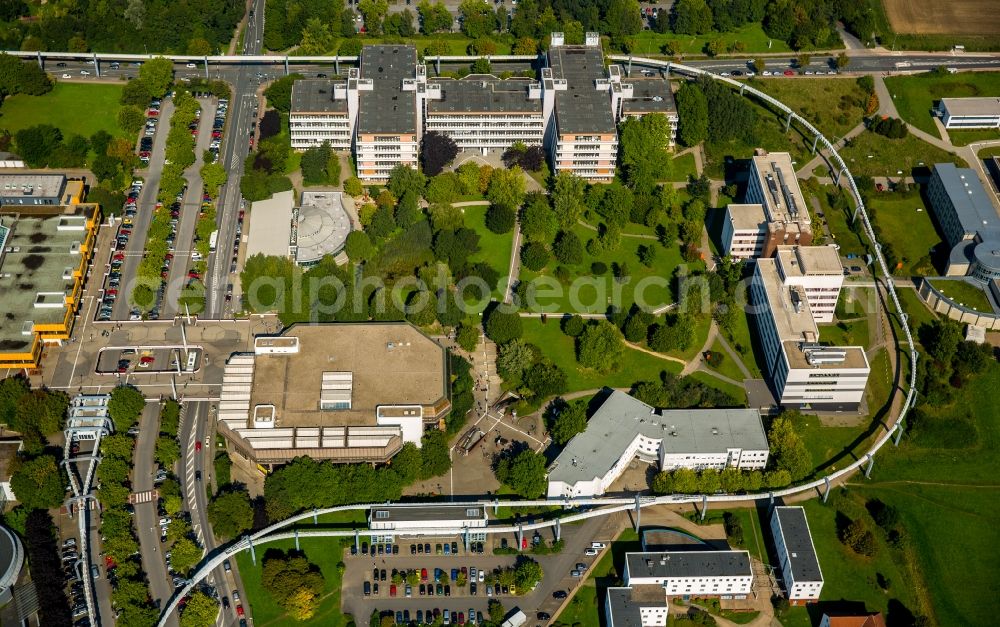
left=114, top=97, right=174, bottom=321
left=134, top=402, right=179, bottom=626
left=181, top=400, right=249, bottom=626
left=163, top=98, right=218, bottom=318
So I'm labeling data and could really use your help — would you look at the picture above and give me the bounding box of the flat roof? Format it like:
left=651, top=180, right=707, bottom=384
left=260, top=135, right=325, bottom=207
left=427, top=77, right=542, bottom=115
left=0, top=173, right=66, bottom=199
left=246, top=190, right=294, bottom=259
left=0, top=207, right=92, bottom=351
left=606, top=586, right=667, bottom=627
left=291, top=79, right=349, bottom=114
left=548, top=45, right=617, bottom=135
left=621, top=79, right=677, bottom=115
left=941, top=97, right=1000, bottom=117
left=370, top=504, right=486, bottom=522
left=548, top=391, right=767, bottom=486
left=626, top=550, right=753, bottom=580
left=358, top=45, right=418, bottom=135
left=295, top=191, right=353, bottom=264
left=931, top=163, right=1000, bottom=236
left=249, top=322, right=448, bottom=428
left=756, top=259, right=868, bottom=370
left=726, top=203, right=768, bottom=230
left=777, top=245, right=843, bottom=277
left=773, top=506, right=823, bottom=583
left=752, top=152, right=810, bottom=226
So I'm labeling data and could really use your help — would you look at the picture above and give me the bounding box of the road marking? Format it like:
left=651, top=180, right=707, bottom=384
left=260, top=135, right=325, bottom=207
left=130, top=489, right=159, bottom=503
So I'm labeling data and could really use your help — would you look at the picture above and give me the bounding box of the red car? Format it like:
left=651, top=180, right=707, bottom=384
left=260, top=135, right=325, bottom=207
left=248, top=136, right=254, bottom=148
left=195, top=441, right=202, bottom=452
left=140, top=355, right=155, bottom=365
left=390, top=584, right=397, bottom=597
left=147, top=109, right=159, bottom=116
left=783, top=69, right=795, bottom=76
left=236, top=605, right=245, bottom=617
left=421, top=568, right=428, bottom=582
left=113, top=253, right=125, bottom=261
left=188, top=271, right=200, bottom=279
left=105, top=555, right=116, bottom=569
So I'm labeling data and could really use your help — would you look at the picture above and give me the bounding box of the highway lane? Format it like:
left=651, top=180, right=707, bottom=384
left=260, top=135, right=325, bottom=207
left=114, top=96, right=173, bottom=321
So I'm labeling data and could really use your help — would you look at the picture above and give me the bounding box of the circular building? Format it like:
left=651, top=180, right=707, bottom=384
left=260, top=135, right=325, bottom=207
left=971, top=237, right=1000, bottom=282
left=0, top=525, right=24, bottom=605
left=294, top=191, right=353, bottom=267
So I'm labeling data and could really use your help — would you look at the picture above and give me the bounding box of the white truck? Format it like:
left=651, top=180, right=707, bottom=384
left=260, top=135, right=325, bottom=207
left=501, top=609, right=527, bottom=627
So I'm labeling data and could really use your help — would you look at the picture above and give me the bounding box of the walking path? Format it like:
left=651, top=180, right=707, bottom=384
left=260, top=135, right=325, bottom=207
left=796, top=122, right=866, bottom=178
left=716, top=332, right=753, bottom=379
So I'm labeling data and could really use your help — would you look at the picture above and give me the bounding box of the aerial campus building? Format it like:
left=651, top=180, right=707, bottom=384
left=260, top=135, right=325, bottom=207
left=936, top=97, right=1000, bottom=129
left=927, top=163, right=1000, bottom=280
left=723, top=151, right=813, bottom=260
left=770, top=506, right=824, bottom=604
left=751, top=255, right=870, bottom=411
left=0, top=188, right=98, bottom=371
left=546, top=390, right=769, bottom=499
left=244, top=190, right=353, bottom=266
left=217, top=322, right=451, bottom=466
left=289, top=34, right=678, bottom=182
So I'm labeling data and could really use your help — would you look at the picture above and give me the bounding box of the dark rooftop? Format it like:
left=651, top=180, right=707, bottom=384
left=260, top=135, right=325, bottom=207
left=547, top=46, right=616, bottom=135
left=622, top=79, right=677, bottom=115
left=773, top=506, right=823, bottom=583
left=357, top=45, right=418, bottom=135
left=625, top=550, right=753, bottom=580
left=427, top=77, right=542, bottom=115
left=606, top=586, right=666, bottom=627
left=291, top=79, right=349, bottom=114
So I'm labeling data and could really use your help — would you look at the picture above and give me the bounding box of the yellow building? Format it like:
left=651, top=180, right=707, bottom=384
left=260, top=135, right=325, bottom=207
left=0, top=200, right=100, bottom=371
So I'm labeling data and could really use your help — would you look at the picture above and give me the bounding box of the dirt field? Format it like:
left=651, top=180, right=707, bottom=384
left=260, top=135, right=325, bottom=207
left=882, top=0, right=1000, bottom=35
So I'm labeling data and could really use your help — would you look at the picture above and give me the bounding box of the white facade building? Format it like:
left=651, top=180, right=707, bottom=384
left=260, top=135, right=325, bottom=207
left=624, top=551, right=753, bottom=597
left=368, top=504, right=488, bottom=533
left=424, top=77, right=544, bottom=153
left=774, top=245, right=844, bottom=324
left=726, top=151, right=813, bottom=259
left=771, top=506, right=824, bottom=604
left=289, top=78, right=356, bottom=150
left=937, top=97, right=1000, bottom=129
left=751, top=258, right=870, bottom=411
left=605, top=586, right=669, bottom=627
left=546, top=391, right=769, bottom=498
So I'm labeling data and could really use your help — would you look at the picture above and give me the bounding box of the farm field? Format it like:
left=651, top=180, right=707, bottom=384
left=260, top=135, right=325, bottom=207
left=882, top=0, right=1000, bottom=36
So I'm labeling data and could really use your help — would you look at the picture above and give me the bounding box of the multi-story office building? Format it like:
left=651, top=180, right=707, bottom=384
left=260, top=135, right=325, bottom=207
left=725, top=151, right=813, bottom=259
left=774, top=245, right=844, bottom=323
left=424, top=77, right=544, bottom=153
left=623, top=551, right=754, bottom=597
left=546, top=390, right=769, bottom=498
left=770, top=506, right=824, bottom=604
left=619, top=78, right=679, bottom=148
left=936, top=97, right=1000, bottom=129
left=355, top=45, right=421, bottom=181
left=289, top=78, right=355, bottom=150
left=751, top=258, right=870, bottom=410
left=605, top=586, right=669, bottom=627
left=925, top=163, right=1000, bottom=281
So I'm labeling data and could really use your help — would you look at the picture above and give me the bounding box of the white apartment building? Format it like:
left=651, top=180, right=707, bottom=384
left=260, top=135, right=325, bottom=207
left=726, top=151, right=813, bottom=259
left=774, top=245, right=844, bottom=323
left=751, top=258, right=870, bottom=411
left=605, top=586, right=669, bottom=627
left=771, top=506, right=824, bottom=604
left=624, top=551, right=754, bottom=597
left=937, top=97, right=1000, bottom=129
left=424, top=77, right=544, bottom=153
left=619, top=78, right=679, bottom=149
left=546, top=391, right=769, bottom=498
left=289, top=78, right=355, bottom=150
left=355, top=45, right=421, bottom=181
left=368, top=504, right=488, bottom=540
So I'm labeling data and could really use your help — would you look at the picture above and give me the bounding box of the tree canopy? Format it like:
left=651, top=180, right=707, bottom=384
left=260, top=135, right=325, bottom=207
left=420, top=131, right=458, bottom=176
left=495, top=448, right=547, bottom=498
left=207, top=489, right=254, bottom=540
left=576, top=320, right=626, bottom=373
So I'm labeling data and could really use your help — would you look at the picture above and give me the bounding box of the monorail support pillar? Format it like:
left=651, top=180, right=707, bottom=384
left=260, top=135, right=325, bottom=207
left=284, top=56, right=289, bottom=76
left=634, top=494, right=641, bottom=531
left=700, top=495, right=708, bottom=522
left=894, top=422, right=905, bottom=446
left=294, top=528, right=300, bottom=551
left=822, top=477, right=831, bottom=503
left=865, top=455, right=875, bottom=479
left=785, top=111, right=793, bottom=133
left=555, top=518, right=561, bottom=543
left=247, top=535, right=256, bottom=565
left=812, top=135, right=820, bottom=154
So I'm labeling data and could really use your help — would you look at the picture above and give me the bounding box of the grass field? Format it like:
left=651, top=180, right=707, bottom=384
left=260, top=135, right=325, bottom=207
left=894, top=285, right=937, bottom=329
left=838, top=130, right=965, bottom=177
left=687, top=370, right=747, bottom=405
left=885, top=71, right=1000, bottom=135
left=946, top=128, right=1000, bottom=146
left=721, top=311, right=763, bottom=378
left=464, top=203, right=514, bottom=300
left=704, top=338, right=747, bottom=382
left=630, top=23, right=793, bottom=56
left=666, top=152, right=699, bottom=182
left=817, top=186, right=868, bottom=259
left=926, top=278, right=993, bottom=312
left=0, top=82, right=126, bottom=139
left=519, top=317, right=685, bottom=393
left=818, top=317, right=869, bottom=348
left=751, top=77, right=867, bottom=140
left=866, top=192, right=941, bottom=275
left=235, top=537, right=352, bottom=627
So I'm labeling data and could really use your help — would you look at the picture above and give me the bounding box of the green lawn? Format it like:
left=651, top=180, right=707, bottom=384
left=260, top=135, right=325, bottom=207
left=978, top=145, right=1000, bottom=159
left=866, top=193, right=941, bottom=275
left=793, top=412, right=875, bottom=477
left=519, top=317, right=683, bottom=393
left=885, top=71, right=1000, bottom=135
left=926, top=278, right=994, bottom=313
left=818, top=317, right=869, bottom=348
left=517, top=222, right=690, bottom=314
left=630, top=23, right=792, bottom=55
left=817, top=185, right=868, bottom=259
left=704, top=338, right=747, bottom=382
left=750, top=77, right=867, bottom=140
left=947, top=128, right=1000, bottom=146
left=464, top=203, right=514, bottom=300
left=839, top=130, right=965, bottom=177
left=235, top=537, right=352, bottom=627
left=687, top=370, right=746, bottom=405
left=895, top=286, right=937, bottom=330
left=0, top=81, right=126, bottom=139
left=865, top=348, right=893, bottom=418
left=721, top=311, right=763, bottom=379
left=663, top=151, right=699, bottom=182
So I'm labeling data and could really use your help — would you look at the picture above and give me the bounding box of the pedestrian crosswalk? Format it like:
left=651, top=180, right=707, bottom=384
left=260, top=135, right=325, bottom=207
left=129, top=489, right=159, bottom=504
